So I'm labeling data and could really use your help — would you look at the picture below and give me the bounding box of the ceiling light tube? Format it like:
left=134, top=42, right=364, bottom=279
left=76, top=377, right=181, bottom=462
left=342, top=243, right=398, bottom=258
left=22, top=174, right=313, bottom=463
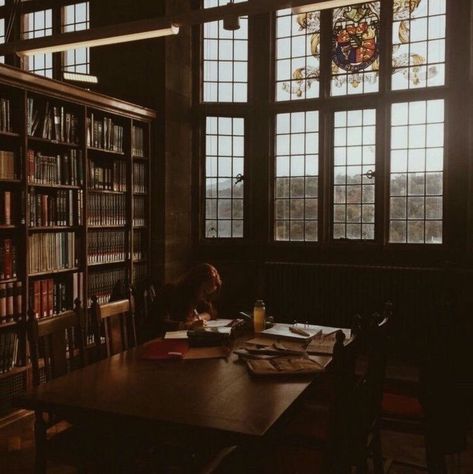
left=292, top=0, right=367, bottom=14
left=15, top=24, right=179, bottom=57
left=63, top=72, right=99, bottom=84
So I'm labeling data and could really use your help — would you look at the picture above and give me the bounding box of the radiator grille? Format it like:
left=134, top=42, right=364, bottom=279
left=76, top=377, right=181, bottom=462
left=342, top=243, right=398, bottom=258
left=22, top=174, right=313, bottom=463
left=263, top=262, right=470, bottom=356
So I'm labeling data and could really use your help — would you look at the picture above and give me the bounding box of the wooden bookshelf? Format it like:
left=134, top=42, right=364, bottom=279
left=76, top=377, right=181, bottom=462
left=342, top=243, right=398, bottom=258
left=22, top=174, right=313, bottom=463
left=0, top=63, right=154, bottom=414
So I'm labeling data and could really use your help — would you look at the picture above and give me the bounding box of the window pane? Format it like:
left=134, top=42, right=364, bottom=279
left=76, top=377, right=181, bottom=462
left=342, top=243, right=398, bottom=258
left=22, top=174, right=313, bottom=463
left=392, top=0, right=446, bottom=90
left=275, top=9, right=320, bottom=101
left=205, top=117, right=245, bottom=238
left=0, top=17, right=4, bottom=63
left=62, top=2, right=90, bottom=74
left=331, top=2, right=380, bottom=96
left=389, top=100, right=444, bottom=243
left=202, top=0, right=248, bottom=103
left=333, top=109, right=376, bottom=240
left=275, top=111, right=319, bottom=241
left=21, top=10, right=53, bottom=77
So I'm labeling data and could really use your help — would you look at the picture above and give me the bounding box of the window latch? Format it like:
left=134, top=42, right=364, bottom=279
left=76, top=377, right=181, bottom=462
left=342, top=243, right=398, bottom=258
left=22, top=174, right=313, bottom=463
left=234, top=173, right=244, bottom=185
left=362, top=169, right=375, bottom=180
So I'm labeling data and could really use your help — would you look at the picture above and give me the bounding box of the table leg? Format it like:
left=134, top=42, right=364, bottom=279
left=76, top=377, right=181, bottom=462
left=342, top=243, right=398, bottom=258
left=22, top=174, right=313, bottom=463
left=34, top=410, right=47, bottom=474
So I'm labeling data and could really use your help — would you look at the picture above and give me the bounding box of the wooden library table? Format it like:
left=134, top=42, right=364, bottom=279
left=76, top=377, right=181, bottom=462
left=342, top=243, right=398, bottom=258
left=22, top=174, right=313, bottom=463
left=15, top=338, right=320, bottom=471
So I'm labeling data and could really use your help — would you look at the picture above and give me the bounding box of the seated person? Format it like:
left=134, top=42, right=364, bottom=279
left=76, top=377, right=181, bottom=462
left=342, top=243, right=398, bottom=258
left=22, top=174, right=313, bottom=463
left=153, top=263, right=222, bottom=334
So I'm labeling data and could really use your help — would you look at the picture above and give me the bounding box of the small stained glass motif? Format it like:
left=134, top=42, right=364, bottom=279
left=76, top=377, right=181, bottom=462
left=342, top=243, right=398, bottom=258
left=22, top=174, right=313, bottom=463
left=331, top=2, right=380, bottom=96
left=275, top=9, right=321, bottom=101
left=392, top=0, right=446, bottom=89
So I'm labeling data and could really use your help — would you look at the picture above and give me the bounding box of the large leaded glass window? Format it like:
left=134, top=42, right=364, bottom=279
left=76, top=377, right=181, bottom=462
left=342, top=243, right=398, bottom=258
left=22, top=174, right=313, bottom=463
left=62, top=2, right=90, bottom=74
left=389, top=100, right=444, bottom=244
left=21, top=9, right=53, bottom=78
left=274, top=111, right=319, bottom=241
left=275, top=9, right=320, bottom=101
left=392, top=0, right=446, bottom=90
left=331, top=2, right=380, bottom=96
left=333, top=109, right=376, bottom=240
left=202, top=0, right=248, bottom=102
left=205, top=117, right=245, bottom=238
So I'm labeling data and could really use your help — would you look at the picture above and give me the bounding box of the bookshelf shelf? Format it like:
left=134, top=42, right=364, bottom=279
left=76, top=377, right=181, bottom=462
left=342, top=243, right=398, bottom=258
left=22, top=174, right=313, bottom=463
left=88, top=189, right=127, bottom=195
left=0, top=278, right=18, bottom=284
left=133, top=192, right=148, bottom=196
left=133, top=259, right=147, bottom=264
left=88, top=225, right=128, bottom=229
left=28, top=136, right=81, bottom=148
left=0, top=320, right=19, bottom=329
left=1, top=63, right=154, bottom=407
left=87, top=146, right=126, bottom=157
left=28, top=183, right=82, bottom=190
left=29, top=268, right=81, bottom=278
left=88, top=260, right=127, bottom=268
left=0, top=131, right=20, bottom=138
left=28, top=226, right=81, bottom=232
left=0, top=366, right=27, bottom=381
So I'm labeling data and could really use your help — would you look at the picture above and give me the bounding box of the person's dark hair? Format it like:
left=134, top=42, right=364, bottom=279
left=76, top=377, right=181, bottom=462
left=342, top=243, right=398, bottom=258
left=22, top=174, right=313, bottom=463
left=175, top=263, right=222, bottom=302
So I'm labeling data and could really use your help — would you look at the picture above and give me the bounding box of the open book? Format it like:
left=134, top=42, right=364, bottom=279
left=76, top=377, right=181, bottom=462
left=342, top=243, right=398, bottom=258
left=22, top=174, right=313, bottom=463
left=306, top=329, right=352, bottom=355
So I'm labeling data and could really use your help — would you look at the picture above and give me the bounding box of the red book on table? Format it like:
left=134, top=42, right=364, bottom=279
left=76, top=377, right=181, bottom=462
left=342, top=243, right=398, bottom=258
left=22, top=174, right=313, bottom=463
left=141, top=340, right=189, bottom=360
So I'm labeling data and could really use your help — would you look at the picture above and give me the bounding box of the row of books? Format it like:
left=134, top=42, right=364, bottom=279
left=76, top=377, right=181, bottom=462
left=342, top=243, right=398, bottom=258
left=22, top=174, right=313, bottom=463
left=29, top=189, right=83, bottom=228
left=0, top=97, right=12, bottom=133
left=133, top=230, right=145, bottom=260
left=27, top=149, right=83, bottom=186
left=0, top=150, right=17, bottom=180
left=0, top=239, right=17, bottom=280
left=132, top=126, right=145, bottom=157
left=0, top=191, right=13, bottom=226
left=88, top=268, right=126, bottom=305
left=87, top=114, right=124, bottom=153
left=27, top=99, right=80, bottom=144
left=133, top=196, right=146, bottom=227
left=133, top=162, right=147, bottom=193
left=28, top=232, right=77, bottom=275
left=89, top=160, right=127, bottom=192
left=29, top=273, right=83, bottom=320
left=133, top=262, right=147, bottom=285
left=87, top=194, right=126, bottom=226
left=0, top=282, right=23, bottom=324
left=0, top=331, right=18, bottom=374
left=88, top=231, right=126, bottom=264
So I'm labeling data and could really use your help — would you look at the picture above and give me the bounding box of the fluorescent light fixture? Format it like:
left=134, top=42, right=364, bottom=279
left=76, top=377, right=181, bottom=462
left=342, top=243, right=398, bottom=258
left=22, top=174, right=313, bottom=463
left=63, top=72, right=98, bottom=84
left=18, top=24, right=179, bottom=57
left=292, top=0, right=367, bottom=14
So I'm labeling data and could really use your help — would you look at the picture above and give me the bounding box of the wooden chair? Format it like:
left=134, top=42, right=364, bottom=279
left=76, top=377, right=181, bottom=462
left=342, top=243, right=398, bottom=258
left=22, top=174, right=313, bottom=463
left=27, top=300, right=87, bottom=473
left=28, top=300, right=85, bottom=387
left=263, top=310, right=390, bottom=474
left=90, top=294, right=137, bottom=360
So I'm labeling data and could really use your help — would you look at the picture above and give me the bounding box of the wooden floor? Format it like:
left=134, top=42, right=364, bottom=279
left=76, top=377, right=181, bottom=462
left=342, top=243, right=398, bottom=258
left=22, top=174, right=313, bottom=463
left=1, top=411, right=472, bottom=473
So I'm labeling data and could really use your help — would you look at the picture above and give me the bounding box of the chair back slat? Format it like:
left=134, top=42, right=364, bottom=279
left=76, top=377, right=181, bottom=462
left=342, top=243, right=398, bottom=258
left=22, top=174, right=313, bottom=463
left=28, top=301, right=85, bottom=386
left=90, top=295, right=136, bottom=359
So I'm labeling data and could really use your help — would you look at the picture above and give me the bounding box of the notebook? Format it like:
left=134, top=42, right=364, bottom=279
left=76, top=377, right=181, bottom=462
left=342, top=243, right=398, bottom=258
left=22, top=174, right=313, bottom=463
left=141, top=340, right=189, bottom=360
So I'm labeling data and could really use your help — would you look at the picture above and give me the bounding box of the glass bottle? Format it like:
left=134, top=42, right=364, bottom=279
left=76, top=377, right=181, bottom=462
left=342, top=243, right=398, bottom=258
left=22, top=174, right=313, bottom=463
left=253, top=299, right=266, bottom=333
